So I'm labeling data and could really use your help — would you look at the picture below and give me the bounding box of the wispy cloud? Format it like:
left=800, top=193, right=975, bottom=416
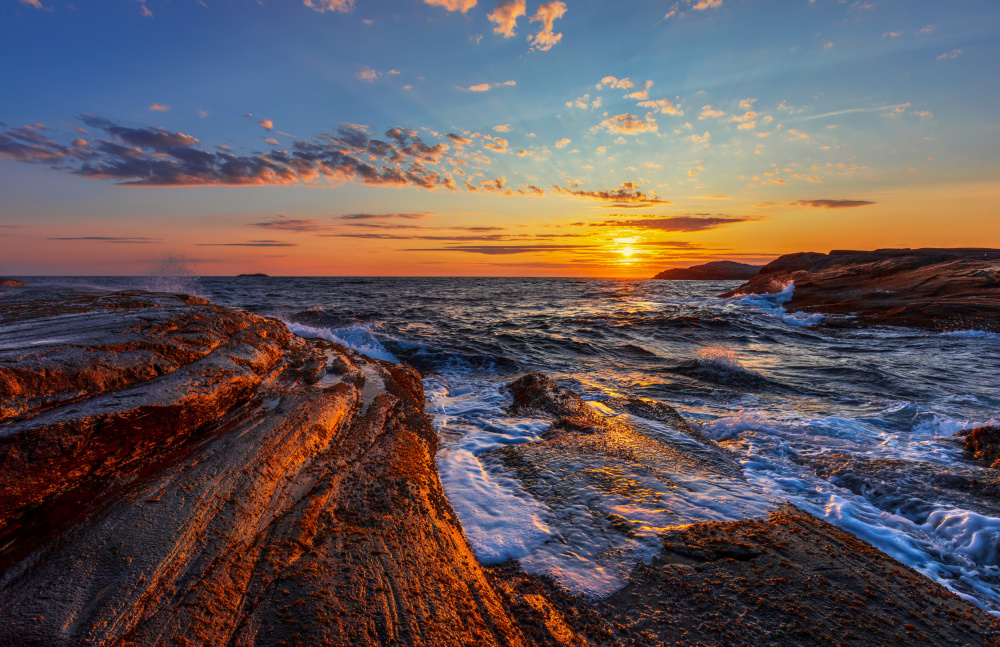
left=250, top=217, right=331, bottom=232
left=552, top=182, right=670, bottom=205
left=424, top=0, right=477, bottom=13
left=588, top=215, right=756, bottom=232
left=460, top=80, right=516, bottom=92
left=0, top=117, right=473, bottom=191
left=303, top=0, right=354, bottom=12
left=596, top=113, right=657, bottom=135
left=257, top=119, right=274, bottom=131
left=798, top=103, right=914, bottom=121
left=149, top=103, right=170, bottom=112
left=488, top=0, right=526, bottom=38
left=336, top=212, right=433, bottom=220
left=528, top=1, right=567, bottom=52
left=937, top=49, right=962, bottom=60
left=405, top=244, right=594, bottom=255
left=196, top=240, right=298, bottom=247
left=793, top=199, right=875, bottom=209
left=48, top=236, right=161, bottom=243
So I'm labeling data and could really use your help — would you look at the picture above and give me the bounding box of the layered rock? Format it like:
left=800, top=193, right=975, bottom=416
left=720, top=248, right=1000, bottom=330
left=0, top=288, right=526, bottom=646
left=0, top=277, right=27, bottom=286
left=652, top=260, right=761, bottom=281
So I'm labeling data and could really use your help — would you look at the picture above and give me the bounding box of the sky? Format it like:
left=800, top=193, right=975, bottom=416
left=1, top=0, right=998, bottom=277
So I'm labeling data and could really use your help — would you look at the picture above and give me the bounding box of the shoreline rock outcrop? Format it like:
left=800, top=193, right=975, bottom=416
left=0, top=277, right=27, bottom=286
left=652, top=261, right=761, bottom=280
left=0, top=288, right=996, bottom=645
left=720, top=248, right=1000, bottom=331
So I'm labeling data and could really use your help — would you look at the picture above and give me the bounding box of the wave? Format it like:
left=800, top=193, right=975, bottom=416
left=728, top=283, right=825, bottom=327
left=283, top=320, right=400, bottom=363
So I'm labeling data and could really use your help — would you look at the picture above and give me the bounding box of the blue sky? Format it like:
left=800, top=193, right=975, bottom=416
left=1, top=0, right=998, bottom=275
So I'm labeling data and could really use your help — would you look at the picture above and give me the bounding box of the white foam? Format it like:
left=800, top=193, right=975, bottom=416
left=284, top=321, right=400, bottom=363
left=727, top=282, right=825, bottom=326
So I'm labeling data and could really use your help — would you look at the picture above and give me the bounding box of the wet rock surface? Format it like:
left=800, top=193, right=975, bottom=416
left=490, top=505, right=999, bottom=646
left=961, top=424, right=1000, bottom=469
left=653, top=261, right=762, bottom=281
left=720, top=248, right=1000, bottom=331
left=0, top=277, right=27, bottom=287
left=0, top=289, right=996, bottom=646
left=0, top=288, right=525, bottom=647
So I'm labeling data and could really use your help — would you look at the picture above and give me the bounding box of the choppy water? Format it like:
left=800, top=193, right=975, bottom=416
left=24, top=276, right=1000, bottom=612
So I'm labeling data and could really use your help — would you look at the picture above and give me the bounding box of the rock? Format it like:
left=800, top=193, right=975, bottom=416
left=490, top=504, right=1000, bottom=646
left=652, top=260, right=761, bottom=280
left=720, top=248, right=1000, bottom=331
left=962, top=424, right=1000, bottom=469
left=0, top=278, right=27, bottom=286
left=0, top=288, right=528, bottom=647
left=237, top=273, right=270, bottom=277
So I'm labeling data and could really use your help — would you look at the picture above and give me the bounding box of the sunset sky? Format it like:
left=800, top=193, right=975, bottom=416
left=1, top=0, right=997, bottom=276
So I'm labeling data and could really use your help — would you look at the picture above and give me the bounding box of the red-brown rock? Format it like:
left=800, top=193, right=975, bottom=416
left=720, top=248, right=1000, bottom=331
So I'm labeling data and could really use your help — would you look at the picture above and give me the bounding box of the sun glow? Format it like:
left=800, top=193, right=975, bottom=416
left=621, top=247, right=635, bottom=257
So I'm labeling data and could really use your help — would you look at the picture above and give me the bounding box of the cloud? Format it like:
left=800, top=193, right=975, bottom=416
left=528, top=1, right=567, bottom=52
left=0, top=116, right=469, bottom=191
left=637, top=98, right=682, bottom=115
left=937, top=49, right=962, bottom=60
left=304, top=0, right=355, bottom=12
left=699, top=105, right=725, bottom=119
left=596, top=76, right=633, bottom=90
left=917, top=25, right=935, bottom=35
left=48, top=236, right=161, bottom=243
left=482, top=135, right=509, bottom=153
left=250, top=217, right=331, bottom=232
left=258, top=119, right=274, bottom=131
left=336, top=213, right=433, bottom=220
left=405, top=244, right=594, bottom=255
left=793, top=199, right=875, bottom=209
left=689, top=131, right=710, bottom=147
left=597, top=113, right=657, bottom=135
left=488, top=0, right=526, bottom=38
left=196, top=240, right=298, bottom=247
left=664, top=0, right=723, bottom=20
left=149, top=103, right=170, bottom=112
left=554, top=138, right=571, bottom=149
left=799, top=103, right=913, bottom=121
left=20, top=0, right=44, bottom=9
left=590, top=215, right=756, bottom=232
left=424, top=0, right=477, bottom=13
left=493, top=124, right=511, bottom=132
left=460, top=80, right=516, bottom=92
left=357, top=66, right=380, bottom=82
left=552, top=182, right=670, bottom=205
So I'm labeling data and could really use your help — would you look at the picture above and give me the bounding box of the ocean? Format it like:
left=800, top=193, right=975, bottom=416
left=30, top=276, right=1000, bottom=613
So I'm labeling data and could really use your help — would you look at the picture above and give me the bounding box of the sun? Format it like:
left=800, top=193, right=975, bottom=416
left=621, top=247, right=635, bottom=257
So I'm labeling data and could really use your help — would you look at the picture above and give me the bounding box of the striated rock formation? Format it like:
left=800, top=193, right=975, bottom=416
left=0, top=288, right=526, bottom=646
left=652, top=260, right=761, bottom=281
left=0, top=289, right=996, bottom=646
left=720, top=248, right=1000, bottom=331
left=0, top=277, right=27, bottom=286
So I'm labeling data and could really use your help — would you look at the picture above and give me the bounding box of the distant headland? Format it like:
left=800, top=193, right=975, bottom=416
left=652, top=261, right=762, bottom=280
left=236, top=273, right=270, bottom=277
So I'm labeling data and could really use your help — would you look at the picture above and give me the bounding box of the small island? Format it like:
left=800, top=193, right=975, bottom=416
left=652, top=261, right=762, bottom=281
left=236, top=273, right=270, bottom=277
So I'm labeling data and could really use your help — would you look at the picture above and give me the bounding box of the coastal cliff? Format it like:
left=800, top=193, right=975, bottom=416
left=0, top=287, right=996, bottom=646
left=720, top=248, right=1000, bottom=330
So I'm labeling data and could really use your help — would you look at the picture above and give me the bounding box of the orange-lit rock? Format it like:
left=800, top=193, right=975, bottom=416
left=721, top=248, right=1000, bottom=331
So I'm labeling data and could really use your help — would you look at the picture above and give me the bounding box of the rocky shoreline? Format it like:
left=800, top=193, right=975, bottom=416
left=0, top=287, right=996, bottom=645
left=721, top=248, right=1000, bottom=331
